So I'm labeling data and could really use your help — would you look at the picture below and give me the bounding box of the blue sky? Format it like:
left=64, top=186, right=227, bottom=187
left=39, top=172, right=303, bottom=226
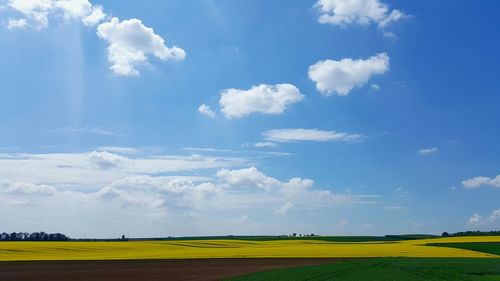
left=0, top=0, right=499, bottom=238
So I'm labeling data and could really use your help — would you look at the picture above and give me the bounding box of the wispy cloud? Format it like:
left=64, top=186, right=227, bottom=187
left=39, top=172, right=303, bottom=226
left=52, top=126, right=119, bottom=136
left=417, top=147, right=438, bottom=155
left=97, top=146, right=142, bottom=155
left=263, top=129, right=364, bottom=143
left=383, top=206, right=406, bottom=210
left=253, top=142, right=277, bottom=148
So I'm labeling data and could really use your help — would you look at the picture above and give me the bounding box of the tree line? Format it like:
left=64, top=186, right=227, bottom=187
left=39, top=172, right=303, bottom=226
left=442, top=230, right=500, bottom=237
left=0, top=232, right=69, bottom=241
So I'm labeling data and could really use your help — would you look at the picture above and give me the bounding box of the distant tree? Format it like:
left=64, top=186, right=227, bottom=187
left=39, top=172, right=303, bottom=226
left=442, top=232, right=450, bottom=237
left=10, top=232, right=18, bottom=241
left=29, top=232, right=40, bottom=241
left=121, top=235, right=126, bottom=240
left=0, top=232, right=69, bottom=241
left=1, top=233, right=10, bottom=241
left=40, top=232, right=48, bottom=241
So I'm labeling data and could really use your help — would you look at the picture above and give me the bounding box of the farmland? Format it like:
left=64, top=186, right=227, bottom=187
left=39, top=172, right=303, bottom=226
left=227, top=258, right=500, bottom=281
left=0, top=236, right=499, bottom=262
left=0, top=236, right=499, bottom=280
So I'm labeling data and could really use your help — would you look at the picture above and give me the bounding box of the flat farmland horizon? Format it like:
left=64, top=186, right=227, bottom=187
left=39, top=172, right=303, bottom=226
left=0, top=236, right=499, bottom=262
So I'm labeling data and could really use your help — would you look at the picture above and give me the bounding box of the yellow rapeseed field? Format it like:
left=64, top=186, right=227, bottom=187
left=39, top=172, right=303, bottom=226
left=0, top=236, right=499, bottom=261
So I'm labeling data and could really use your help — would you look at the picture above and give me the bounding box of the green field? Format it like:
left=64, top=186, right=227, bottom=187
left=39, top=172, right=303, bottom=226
left=227, top=258, right=500, bottom=281
left=427, top=242, right=500, bottom=256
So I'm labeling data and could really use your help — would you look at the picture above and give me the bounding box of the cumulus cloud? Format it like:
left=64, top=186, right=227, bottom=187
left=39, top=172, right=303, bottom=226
left=7, top=18, right=28, bottom=29
left=81, top=4, right=105, bottom=26
left=88, top=151, right=127, bottom=169
left=219, top=84, right=304, bottom=119
left=462, top=175, right=500, bottom=189
left=217, top=167, right=315, bottom=197
left=263, top=128, right=363, bottom=143
left=418, top=147, right=438, bottom=155
left=468, top=213, right=482, bottom=226
left=217, top=167, right=281, bottom=191
left=0, top=181, right=57, bottom=195
left=6, top=1, right=185, bottom=77
left=308, top=53, right=389, bottom=96
left=198, top=104, right=216, bottom=118
left=467, top=209, right=500, bottom=228
left=314, top=0, right=407, bottom=28
left=0, top=149, right=380, bottom=237
left=6, top=0, right=107, bottom=29
left=96, top=17, right=186, bottom=76
left=281, top=178, right=314, bottom=197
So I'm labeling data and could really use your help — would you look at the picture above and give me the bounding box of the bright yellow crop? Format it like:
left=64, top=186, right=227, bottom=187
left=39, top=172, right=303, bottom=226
left=0, top=236, right=499, bottom=261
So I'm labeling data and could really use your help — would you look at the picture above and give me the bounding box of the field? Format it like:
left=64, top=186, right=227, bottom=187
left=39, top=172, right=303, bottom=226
left=0, top=236, right=499, bottom=280
left=427, top=242, right=500, bottom=256
left=227, top=258, right=500, bottom=281
left=0, top=236, right=499, bottom=261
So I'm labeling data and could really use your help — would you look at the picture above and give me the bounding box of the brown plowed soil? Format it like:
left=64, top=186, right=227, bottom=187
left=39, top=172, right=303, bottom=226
left=0, top=258, right=343, bottom=281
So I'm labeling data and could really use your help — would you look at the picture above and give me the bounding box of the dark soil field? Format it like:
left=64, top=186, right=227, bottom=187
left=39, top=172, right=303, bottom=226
left=0, top=258, right=342, bottom=281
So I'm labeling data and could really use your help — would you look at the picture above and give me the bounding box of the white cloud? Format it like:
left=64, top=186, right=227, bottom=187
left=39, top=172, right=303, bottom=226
left=219, top=84, right=304, bottom=119
left=88, top=151, right=127, bottom=169
left=217, top=167, right=281, bottom=191
left=462, top=175, right=500, bottom=189
left=7, top=0, right=53, bottom=29
left=198, top=104, right=216, bottom=118
left=96, top=17, right=186, bottom=76
left=6, top=1, right=186, bottom=77
left=0, top=151, right=247, bottom=188
left=281, top=178, right=314, bottom=197
left=467, top=210, right=500, bottom=228
left=52, top=126, right=118, bottom=136
left=314, top=0, right=407, bottom=28
left=417, top=147, right=438, bottom=155
left=275, top=202, right=294, bottom=215
left=254, top=142, right=277, bottom=148
left=0, top=152, right=376, bottom=237
left=382, top=30, right=396, bottom=39
left=263, top=128, right=363, bottom=143
left=6, top=0, right=107, bottom=29
left=308, top=53, right=389, bottom=96
left=96, top=146, right=142, bottom=155
left=468, top=213, right=483, bottom=226
left=7, top=18, right=28, bottom=29
left=491, top=209, right=500, bottom=222
left=0, top=181, right=57, bottom=195
left=82, top=4, right=105, bottom=26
